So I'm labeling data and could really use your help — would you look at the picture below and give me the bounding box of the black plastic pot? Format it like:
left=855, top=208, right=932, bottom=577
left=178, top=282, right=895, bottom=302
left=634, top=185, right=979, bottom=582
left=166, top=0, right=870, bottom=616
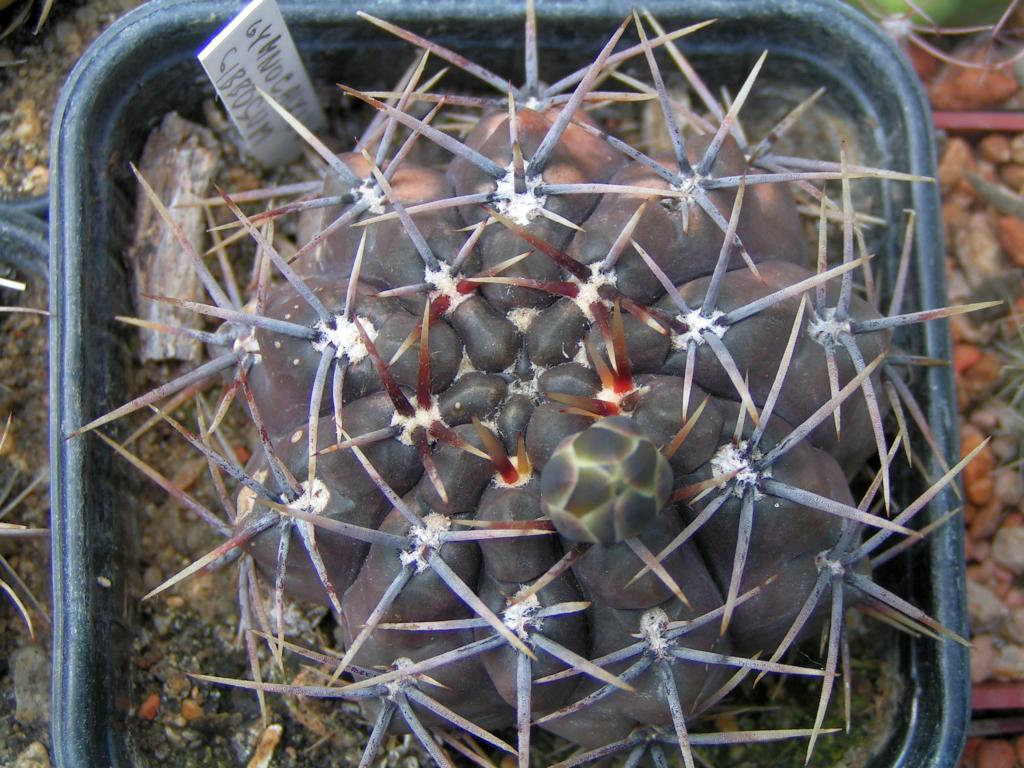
left=2, top=194, right=50, bottom=222
left=50, top=1, right=966, bottom=766
left=1, top=204, right=49, bottom=281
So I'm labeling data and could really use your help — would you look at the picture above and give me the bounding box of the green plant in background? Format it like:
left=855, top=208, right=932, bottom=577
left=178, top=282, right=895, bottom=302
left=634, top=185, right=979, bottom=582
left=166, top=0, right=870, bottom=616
left=852, top=0, right=1023, bottom=71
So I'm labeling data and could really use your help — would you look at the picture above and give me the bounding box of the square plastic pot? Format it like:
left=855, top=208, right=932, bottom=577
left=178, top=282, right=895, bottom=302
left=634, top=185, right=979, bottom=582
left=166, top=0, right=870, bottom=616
left=0, top=205, right=48, bottom=282
left=50, top=1, right=966, bottom=766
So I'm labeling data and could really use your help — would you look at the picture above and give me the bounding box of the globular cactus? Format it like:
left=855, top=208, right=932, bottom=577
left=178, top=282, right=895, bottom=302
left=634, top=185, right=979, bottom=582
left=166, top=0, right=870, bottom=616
left=76, top=5, right=992, bottom=766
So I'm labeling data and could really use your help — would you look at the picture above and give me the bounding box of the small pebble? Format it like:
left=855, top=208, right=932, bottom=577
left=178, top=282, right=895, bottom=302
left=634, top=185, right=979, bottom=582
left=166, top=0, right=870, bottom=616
left=1012, top=133, right=1024, bottom=165
left=929, top=64, right=1018, bottom=111
left=19, top=165, right=49, bottom=196
left=992, top=436, right=1018, bottom=464
left=999, top=163, right=1024, bottom=191
left=963, top=432, right=997, bottom=488
left=993, top=527, right=1024, bottom=575
left=54, top=20, right=75, bottom=45
left=969, top=538, right=991, bottom=563
left=993, top=643, right=1024, bottom=680
left=166, top=674, right=190, bottom=697
left=969, top=476, right=995, bottom=507
left=180, top=698, right=203, bottom=722
left=997, top=216, right=1024, bottom=267
left=959, top=213, right=1003, bottom=277
left=943, top=199, right=972, bottom=237
left=972, top=633, right=996, bottom=683
left=1007, top=588, right=1024, bottom=609
left=907, top=44, right=939, bottom=80
left=939, top=138, right=975, bottom=193
left=995, top=469, right=1023, bottom=508
left=969, top=408, right=1000, bottom=435
left=980, top=135, right=1012, bottom=164
left=976, top=738, right=1017, bottom=768
left=970, top=559, right=996, bottom=582
left=993, top=566, right=1014, bottom=599
left=13, top=742, right=50, bottom=768
left=954, top=344, right=982, bottom=374
left=968, top=578, right=1009, bottom=633
left=73, top=5, right=98, bottom=27
left=961, top=373, right=1000, bottom=415
left=138, top=692, right=160, bottom=720
left=1006, top=607, right=1024, bottom=644
left=13, top=100, right=41, bottom=145
left=977, top=159, right=1000, bottom=185
left=12, top=645, right=50, bottom=726
left=143, top=564, right=163, bottom=593
left=970, top=498, right=1003, bottom=541
left=964, top=737, right=981, bottom=768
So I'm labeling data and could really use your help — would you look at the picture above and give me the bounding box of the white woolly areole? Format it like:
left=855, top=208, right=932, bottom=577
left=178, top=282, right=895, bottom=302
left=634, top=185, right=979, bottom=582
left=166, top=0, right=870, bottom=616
left=385, top=657, right=415, bottom=697
left=573, top=271, right=617, bottom=320
left=503, top=592, right=542, bottom=640
left=639, top=608, right=671, bottom=658
left=400, top=512, right=451, bottom=573
left=494, top=161, right=547, bottom=226
left=879, top=14, right=912, bottom=40
left=672, top=309, right=726, bottom=349
left=508, top=306, right=541, bottom=334
left=457, top=351, right=477, bottom=377
left=595, top=386, right=625, bottom=410
left=356, top=180, right=386, bottom=215
left=312, top=314, right=376, bottom=362
left=815, top=551, right=846, bottom=577
left=425, top=262, right=471, bottom=314
left=665, top=175, right=701, bottom=209
left=807, top=307, right=852, bottom=347
left=290, top=478, right=331, bottom=516
left=506, top=361, right=544, bottom=399
left=390, top=401, right=443, bottom=445
left=233, top=328, right=262, bottom=363
left=710, top=440, right=768, bottom=498
left=493, top=463, right=533, bottom=490
left=572, top=344, right=590, bottom=366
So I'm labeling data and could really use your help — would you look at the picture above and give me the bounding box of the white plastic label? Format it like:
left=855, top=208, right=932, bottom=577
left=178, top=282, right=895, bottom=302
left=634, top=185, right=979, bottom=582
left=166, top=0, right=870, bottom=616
left=198, top=0, right=326, bottom=167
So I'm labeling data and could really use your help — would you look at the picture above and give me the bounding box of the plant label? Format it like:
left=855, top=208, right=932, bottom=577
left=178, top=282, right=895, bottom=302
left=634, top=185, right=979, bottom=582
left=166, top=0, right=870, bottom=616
left=198, top=0, right=326, bottom=167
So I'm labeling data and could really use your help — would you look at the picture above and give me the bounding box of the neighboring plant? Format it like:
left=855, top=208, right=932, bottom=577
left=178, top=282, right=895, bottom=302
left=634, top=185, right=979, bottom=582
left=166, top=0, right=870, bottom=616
left=855, top=0, right=1024, bottom=71
left=0, top=274, right=49, bottom=639
left=0, top=0, right=54, bottom=39
left=75, top=5, right=987, bottom=766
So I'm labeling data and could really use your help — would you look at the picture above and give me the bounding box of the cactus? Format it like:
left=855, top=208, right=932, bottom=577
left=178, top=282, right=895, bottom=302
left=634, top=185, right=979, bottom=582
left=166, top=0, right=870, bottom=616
left=75, top=5, right=992, bottom=766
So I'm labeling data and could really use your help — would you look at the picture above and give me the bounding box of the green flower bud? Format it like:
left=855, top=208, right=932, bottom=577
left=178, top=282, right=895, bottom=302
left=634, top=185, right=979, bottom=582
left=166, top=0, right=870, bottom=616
left=541, top=416, right=673, bottom=544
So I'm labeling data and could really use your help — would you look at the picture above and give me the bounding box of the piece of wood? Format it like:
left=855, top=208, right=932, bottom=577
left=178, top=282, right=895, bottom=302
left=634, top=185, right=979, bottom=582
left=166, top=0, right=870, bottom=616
left=129, top=112, right=221, bottom=362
